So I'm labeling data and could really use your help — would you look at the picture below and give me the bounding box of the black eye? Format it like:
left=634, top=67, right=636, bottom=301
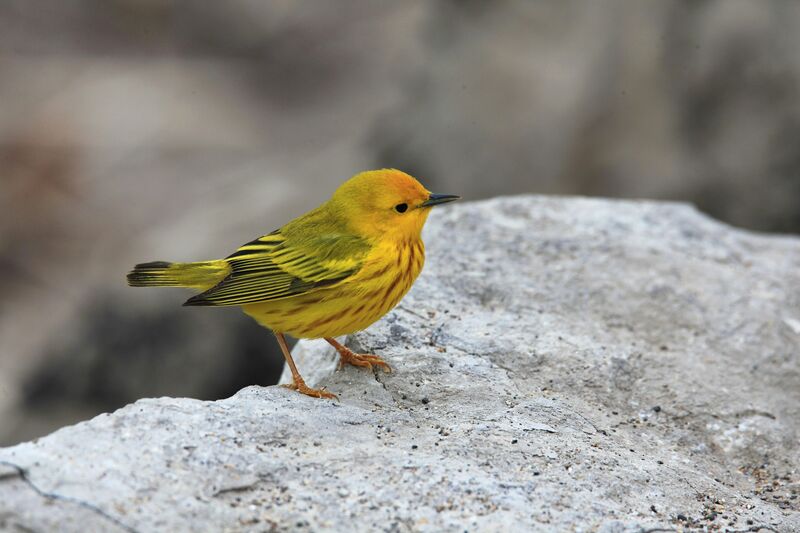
left=394, top=203, right=408, bottom=213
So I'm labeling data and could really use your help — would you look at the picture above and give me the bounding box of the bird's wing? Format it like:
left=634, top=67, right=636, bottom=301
left=184, top=230, right=370, bottom=306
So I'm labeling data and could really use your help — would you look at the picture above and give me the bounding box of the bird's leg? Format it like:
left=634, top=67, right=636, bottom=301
left=325, top=337, right=392, bottom=373
left=274, top=332, right=338, bottom=400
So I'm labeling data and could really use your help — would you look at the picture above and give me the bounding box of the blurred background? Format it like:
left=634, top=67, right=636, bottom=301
left=2, top=0, right=799, bottom=445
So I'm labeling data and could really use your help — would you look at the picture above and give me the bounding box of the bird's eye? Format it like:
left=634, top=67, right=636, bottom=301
left=394, top=203, right=408, bottom=213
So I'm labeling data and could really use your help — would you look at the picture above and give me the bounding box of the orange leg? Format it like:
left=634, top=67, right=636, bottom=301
left=325, top=337, right=392, bottom=373
left=275, top=332, right=338, bottom=400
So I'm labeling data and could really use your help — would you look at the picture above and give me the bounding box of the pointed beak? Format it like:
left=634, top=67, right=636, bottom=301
left=420, top=193, right=460, bottom=208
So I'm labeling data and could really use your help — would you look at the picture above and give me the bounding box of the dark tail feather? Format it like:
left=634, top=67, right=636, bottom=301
left=127, top=261, right=177, bottom=287
left=127, top=260, right=228, bottom=290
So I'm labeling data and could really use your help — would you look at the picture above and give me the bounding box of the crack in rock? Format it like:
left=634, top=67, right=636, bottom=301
left=0, top=460, right=138, bottom=533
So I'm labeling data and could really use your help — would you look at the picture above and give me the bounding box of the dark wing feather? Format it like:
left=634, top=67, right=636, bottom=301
left=184, top=230, right=369, bottom=306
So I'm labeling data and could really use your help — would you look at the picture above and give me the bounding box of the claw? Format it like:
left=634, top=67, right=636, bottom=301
left=325, top=337, right=392, bottom=374
left=283, top=380, right=338, bottom=400
left=337, top=352, right=392, bottom=373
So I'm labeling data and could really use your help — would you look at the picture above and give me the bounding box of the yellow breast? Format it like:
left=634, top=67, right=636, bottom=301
left=242, top=238, right=425, bottom=338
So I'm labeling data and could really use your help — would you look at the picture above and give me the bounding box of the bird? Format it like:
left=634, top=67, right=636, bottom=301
left=127, top=169, right=459, bottom=399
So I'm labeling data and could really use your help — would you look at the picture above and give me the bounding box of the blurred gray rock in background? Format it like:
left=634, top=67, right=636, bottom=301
left=374, top=0, right=800, bottom=230
left=1, top=1, right=799, bottom=444
left=1, top=197, right=798, bottom=531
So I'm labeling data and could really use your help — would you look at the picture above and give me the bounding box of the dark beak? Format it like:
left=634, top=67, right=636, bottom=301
left=420, top=193, right=460, bottom=208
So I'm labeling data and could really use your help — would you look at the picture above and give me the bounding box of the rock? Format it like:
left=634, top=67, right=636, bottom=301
left=1, top=196, right=799, bottom=532
left=373, top=2, right=800, bottom=234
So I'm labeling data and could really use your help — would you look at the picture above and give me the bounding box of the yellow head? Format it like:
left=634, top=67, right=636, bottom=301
left=329, top=169, right=459, bottom=240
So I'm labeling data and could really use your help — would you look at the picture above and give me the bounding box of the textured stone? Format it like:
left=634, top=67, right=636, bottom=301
left=1, top=196, right=799, bottom=532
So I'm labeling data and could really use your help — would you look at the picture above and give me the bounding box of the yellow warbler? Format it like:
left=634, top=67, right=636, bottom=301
left=127, top=169, right=459, bottom=399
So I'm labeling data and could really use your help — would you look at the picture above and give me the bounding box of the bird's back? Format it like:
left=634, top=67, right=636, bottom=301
left=183, top=204, right=369, bottom=307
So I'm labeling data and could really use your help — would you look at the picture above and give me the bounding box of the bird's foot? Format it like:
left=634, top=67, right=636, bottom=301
left=282, top=379, right=338, bottom=400
left=336, top=348, right=392, bottom=373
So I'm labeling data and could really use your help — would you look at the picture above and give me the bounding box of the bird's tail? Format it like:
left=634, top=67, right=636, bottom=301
left=127, top=260, right=229, bottom=291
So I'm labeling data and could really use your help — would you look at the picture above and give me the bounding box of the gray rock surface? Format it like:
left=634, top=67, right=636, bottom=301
left=2, top=196, right=799, bottom=532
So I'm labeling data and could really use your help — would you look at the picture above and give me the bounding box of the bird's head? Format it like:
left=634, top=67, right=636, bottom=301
left=330, top=169, right=459, bottom=240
